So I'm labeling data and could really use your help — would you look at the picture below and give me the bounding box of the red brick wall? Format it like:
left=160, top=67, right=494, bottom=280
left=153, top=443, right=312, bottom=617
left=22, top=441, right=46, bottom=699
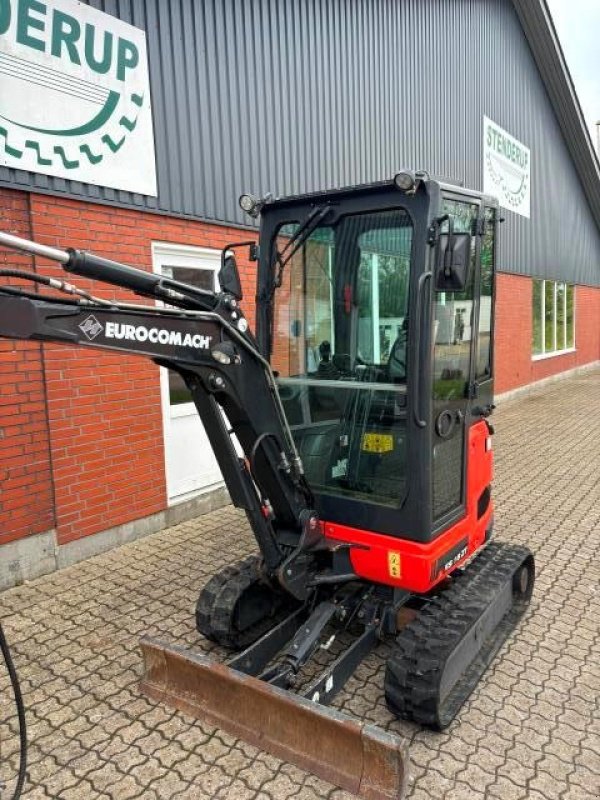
left=495, top=273, right=600, bottom=394
left=30, top=194, right=258, bottom=545
left=0, top=189, right=55, bottom=545
left=1, top=190, right=257, bottom=546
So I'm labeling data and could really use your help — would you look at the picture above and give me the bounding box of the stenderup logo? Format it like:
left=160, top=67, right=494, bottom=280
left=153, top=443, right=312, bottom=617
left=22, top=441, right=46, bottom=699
left=79, top=314, right=103, bottom=341
left=0, top=0, right=157, bottom=195
left=483, top=116, right=531, bottom=219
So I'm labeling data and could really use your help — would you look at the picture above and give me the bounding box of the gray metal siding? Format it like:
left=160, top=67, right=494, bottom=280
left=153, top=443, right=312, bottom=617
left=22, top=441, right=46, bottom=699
left=1, top=0, right=599, bottom=286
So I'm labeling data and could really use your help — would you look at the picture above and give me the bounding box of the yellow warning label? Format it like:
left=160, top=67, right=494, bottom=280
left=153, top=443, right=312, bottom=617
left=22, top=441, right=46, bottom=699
left=362, top=433, right=394, bottom=453
left=388, top=551, right=402, bottom=578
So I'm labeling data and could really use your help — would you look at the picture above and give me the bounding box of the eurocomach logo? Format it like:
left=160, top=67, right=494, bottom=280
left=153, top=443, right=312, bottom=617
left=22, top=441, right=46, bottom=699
left=0, top=0, right=157, bottom=195
left=78, top=315, right=214, bottom=350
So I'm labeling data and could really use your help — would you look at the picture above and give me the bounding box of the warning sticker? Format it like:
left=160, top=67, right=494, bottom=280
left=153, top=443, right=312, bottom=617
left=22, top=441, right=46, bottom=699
left=362, top=433, right=394, bottom=453
left=388, top=551, right=401, bottom=579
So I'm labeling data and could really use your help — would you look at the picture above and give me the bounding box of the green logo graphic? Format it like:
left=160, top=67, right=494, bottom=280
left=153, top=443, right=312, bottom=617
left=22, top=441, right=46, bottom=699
left=0, top=0, right=156, bottom=194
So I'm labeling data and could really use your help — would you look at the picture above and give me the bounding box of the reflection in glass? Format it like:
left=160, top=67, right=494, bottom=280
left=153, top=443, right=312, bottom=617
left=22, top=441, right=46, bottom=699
left=532, top=280, right=542, bottom=355
left=566, top=285, right=575, bottom=348
left=163, top=265, right=215, bottom=405
left=544, top=280, right=555, bottom=353
left=556, top=282, right=566, bottom=352
left=476, top=207, right=495, bottom=377
left=272, top=210, right=413, bottom=508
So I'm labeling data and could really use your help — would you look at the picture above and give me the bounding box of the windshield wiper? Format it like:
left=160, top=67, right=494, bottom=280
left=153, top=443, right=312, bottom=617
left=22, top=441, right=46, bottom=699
left=273, top=204, right=332, bottom=289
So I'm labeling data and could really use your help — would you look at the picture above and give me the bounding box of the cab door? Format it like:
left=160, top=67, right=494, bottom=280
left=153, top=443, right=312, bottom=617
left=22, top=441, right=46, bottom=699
left=430, top=197, right=480, bottom=529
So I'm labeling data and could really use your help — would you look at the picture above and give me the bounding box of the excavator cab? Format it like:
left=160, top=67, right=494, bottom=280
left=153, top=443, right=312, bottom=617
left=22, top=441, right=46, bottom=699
left=256, top=176, right=499, bottom=593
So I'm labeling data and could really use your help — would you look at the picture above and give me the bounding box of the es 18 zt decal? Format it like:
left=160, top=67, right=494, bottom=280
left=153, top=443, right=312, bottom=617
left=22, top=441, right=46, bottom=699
left=432, top=538, right=469, bottom=580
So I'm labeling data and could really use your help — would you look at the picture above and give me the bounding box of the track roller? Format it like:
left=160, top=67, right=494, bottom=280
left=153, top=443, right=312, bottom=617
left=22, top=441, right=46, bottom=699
left=384, top=541, right=534, bottom=730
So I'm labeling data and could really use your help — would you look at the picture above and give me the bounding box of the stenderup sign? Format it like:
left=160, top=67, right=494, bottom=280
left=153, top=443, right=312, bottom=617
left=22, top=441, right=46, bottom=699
left=0, top=0, right=157, bottom=196
left=483, top=116, right=530, bottom=219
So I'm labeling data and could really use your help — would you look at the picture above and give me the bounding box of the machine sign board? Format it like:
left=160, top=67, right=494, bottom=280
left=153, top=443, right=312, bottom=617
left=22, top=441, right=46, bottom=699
left=483, top=116, right=530, bottom=218
left=0, top=0, right=157, bottom=195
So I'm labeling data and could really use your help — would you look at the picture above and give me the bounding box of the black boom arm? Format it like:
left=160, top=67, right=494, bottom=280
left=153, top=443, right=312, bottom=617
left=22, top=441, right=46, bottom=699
left=0, top=232, right=315, bottom=578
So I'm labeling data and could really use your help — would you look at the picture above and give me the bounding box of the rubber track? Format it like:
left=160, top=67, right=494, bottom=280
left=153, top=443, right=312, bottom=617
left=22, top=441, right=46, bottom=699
left=385, top=541, right=534, bottom=730
left=196, top=555, right=295, bottom=650
left=195, top=562, right=241, bottom=641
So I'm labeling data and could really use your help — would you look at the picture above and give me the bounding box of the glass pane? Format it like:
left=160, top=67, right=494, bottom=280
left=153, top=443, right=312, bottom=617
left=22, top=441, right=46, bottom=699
left=272, top=212, right=412, bottom=383
left=272, top=209, right=413, bottom=509
left=280, top=381, right=408, bottom=508
left=434, top=200, right=479, bottom=401
left=168, top=372, right=192, bottom=405
left=566, top=284, right=575, bottom=348
left=432, top=199, right=478, bottom=520
left=556, top=282, right=566, bottom=352
left=356, top=227, right=411, bottom=366
left=441, top=198, right=476, bottom=233
left=544, top=281, right=555, bottom=353
left=306, top=231, right=335, bottom=373
left=476, top=207, right=495, bottom=378
left=162, top=266, right=215, bottom=405
left=165, top=265, right=215, bottom=290
left=271, top=223, right=330, bottom=378
left=532, top=280, right=543, bottom=355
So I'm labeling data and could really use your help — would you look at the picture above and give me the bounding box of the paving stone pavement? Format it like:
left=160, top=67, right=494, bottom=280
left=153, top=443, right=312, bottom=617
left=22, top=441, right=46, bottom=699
left=1, top=369, right=599, bottom=800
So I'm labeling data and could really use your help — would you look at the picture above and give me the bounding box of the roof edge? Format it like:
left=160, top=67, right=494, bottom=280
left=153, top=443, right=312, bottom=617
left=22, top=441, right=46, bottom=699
left=512, top=0, right=600, bottom=234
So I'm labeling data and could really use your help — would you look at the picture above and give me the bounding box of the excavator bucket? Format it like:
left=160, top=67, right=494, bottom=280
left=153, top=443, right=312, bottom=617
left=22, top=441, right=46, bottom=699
left=139, top=637, right=409, bottom=800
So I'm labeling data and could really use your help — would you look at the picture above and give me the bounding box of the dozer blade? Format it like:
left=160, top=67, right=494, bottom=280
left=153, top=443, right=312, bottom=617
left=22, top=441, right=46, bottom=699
left=140, top=637, right=409, bottom=800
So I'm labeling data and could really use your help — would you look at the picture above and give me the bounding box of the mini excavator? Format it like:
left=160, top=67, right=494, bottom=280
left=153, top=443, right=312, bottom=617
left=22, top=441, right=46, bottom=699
left=0, top=173, right=534, bottom=799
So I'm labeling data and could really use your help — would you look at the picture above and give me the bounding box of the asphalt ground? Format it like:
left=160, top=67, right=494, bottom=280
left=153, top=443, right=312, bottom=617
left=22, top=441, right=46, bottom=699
left=1, top=368, right=599, bottom=799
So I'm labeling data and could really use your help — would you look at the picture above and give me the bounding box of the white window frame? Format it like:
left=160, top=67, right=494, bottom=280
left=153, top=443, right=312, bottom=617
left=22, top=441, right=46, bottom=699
left=532, top=279, right=576, bottom=361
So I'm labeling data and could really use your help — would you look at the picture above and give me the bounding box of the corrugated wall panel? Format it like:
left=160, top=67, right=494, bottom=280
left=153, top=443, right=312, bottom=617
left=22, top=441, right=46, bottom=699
left=1, top=0, right=599, bottom=285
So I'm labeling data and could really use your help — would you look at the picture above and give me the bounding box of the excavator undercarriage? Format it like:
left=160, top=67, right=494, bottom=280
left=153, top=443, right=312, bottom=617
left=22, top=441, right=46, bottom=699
left=0, top=174, right=535, bottom=799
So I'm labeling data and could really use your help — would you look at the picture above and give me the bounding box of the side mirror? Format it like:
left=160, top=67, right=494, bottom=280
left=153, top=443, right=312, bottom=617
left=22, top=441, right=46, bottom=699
left=219, top=251, right=243, bottom=300
left=434, top=224, right=472, bottom=292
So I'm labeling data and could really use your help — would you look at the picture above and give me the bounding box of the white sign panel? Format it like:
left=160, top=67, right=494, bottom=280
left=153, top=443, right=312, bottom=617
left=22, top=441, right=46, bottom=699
left=483, top=116, right=530, bottom=218
left=0, top=0, right=157, bottom=196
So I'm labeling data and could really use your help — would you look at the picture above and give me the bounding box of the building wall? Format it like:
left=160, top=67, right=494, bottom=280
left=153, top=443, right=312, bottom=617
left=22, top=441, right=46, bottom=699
left=1, top=0, right=599, bottom=287
left=495, top=273, right=600, bottom=393
left=0, top=191, right=55, bottom=547
left=0, top=187, right=258, bottom=548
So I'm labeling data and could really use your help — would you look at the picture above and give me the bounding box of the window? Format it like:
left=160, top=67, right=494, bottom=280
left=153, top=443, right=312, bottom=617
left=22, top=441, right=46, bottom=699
left=476, top=207, right=495, bottom=380
left=532, top=279, right=575, bottom=358
left=356, top=224, right=411, bottom=365
left=272, top=209, right=413, bottom=509
left=272, top=211, right=412, bottom=381
left=152, top=243, right=219, bottom=407
left=162, top=265, right=216, bottom=404
left=433, top=199, right=479, bottom=402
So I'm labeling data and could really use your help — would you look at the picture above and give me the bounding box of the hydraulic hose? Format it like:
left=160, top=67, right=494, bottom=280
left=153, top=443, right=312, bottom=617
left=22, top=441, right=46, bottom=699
left=0, top=623, right=27, bottom=800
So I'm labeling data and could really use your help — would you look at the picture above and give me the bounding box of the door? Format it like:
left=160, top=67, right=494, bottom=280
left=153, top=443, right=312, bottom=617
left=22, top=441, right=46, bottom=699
left=152, top=242, right=223, bottom=503
left=431, top=197, right=479, bottom=526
